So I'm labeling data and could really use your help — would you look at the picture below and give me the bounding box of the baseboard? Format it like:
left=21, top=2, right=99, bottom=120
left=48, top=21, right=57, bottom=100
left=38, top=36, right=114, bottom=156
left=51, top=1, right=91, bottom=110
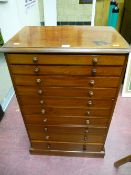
left=57, top=21, right=91, bottom=25
left=40, top=21, right=91, bottom=26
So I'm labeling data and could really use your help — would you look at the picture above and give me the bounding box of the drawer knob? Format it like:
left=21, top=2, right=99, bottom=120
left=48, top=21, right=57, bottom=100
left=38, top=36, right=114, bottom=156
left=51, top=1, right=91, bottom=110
left=33, top=57, right=38, bottom=63
left=47, top=144, right=51, bottom=149
left=83, top=145, right=86, bottom=151
left=86, top=120, right=90, bottom=125
left=41, top=109, right=46, bottom=114
left=85, top=129, right=89, bottom=133
left=84, top=136, right=88, bottom=141
left=44, top=127, right=48, bottom=132
left=88, top=90, right=93, bottom=97
left=45, top=135, right=50, bottom=140
left=92, top=57, right=98, bottom=65
left=36, top=78, right=41, bottom=84
left=92, top=68, right=97, bottom=76
left=89, top=80, right=95, bottom=86
left=38, top=89, right=43, bottom=94
left=40, top=100, right=44, bottom=104
left=88, top=100, right=93, bottom=106
left=85, top=111, right=90, bottom=116
left=34, top=67, right=40, bottom=73
left=43, top=118, right=47, bottom=123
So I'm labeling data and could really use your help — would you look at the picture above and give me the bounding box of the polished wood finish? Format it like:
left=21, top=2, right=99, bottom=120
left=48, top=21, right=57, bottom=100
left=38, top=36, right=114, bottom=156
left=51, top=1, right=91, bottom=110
left=29, top=132, right=105, bottom=143
left=27, top=125, right=107, bottom=135
left=24, top=115, right=108, bottom=126
left=19, top=96, right=114, bottom=108
left=16, top=86, right=117, bottom=98
left=1, top=26, right=129, bottom=53
left=29, top=148, right=105, bottom=157
left=31, top=140, right=103, bottom=152
left=7, top=54, right=125, bottom=65
left=28, top=126, right=106, bottom=143
left=21, top=106, right=112, bottom=116
left=1, top=26, right=129, bottom=157
left=13, top=75, right=120, bottom=88
left=10, top=65, right=123, bottom=76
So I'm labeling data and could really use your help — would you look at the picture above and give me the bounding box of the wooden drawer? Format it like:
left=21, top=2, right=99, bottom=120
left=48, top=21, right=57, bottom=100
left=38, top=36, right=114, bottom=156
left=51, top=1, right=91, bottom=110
left=31, top=140, right=103, bottom=152
left=7, top=54, right=125, bottom=65
left=19, top=96, right=114, bottom=108
left=10, top=65, right=123, bottom=76
left=24, top=115, right=109, bottom=126
left=28, top=131, right=105, bottom=143
left=27, top=125, right=107, bottom=135
left=16, top=86, right=117, bottom=99
left=21, top=106, right=111, bottom=116
left=13, top=75, right=120, bottom=88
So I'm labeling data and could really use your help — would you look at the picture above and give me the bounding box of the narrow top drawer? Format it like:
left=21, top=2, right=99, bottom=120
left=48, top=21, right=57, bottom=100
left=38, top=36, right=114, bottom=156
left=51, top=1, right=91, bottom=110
left=7, top=54, right=126, bottom=66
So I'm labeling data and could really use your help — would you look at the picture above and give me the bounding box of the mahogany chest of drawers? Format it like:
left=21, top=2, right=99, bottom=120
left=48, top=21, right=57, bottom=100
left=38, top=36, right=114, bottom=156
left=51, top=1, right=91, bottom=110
left=1, top=26, right=129, bottom=157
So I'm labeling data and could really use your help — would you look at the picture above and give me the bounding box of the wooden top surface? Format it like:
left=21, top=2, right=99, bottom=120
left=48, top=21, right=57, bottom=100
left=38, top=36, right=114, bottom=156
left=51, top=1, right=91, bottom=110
left=1, top=26, right=130, bottom=53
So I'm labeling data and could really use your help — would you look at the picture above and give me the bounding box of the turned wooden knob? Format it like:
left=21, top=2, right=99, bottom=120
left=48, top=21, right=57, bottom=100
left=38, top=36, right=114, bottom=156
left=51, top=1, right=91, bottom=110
left=38, top=89, right=43, bottom=94
left=84, top=136, right=88, bottom=141
left=44, top=127, right=48, bottom=132
left=40, top=100, right=44, bottom=104
left=92, top=57, right=98, bottom=65
left=41, top=109, right=46, bottom=114
left=34, top=67, right=40, bottom=73
left=88, top=100, right=93, bottom=106
left=85, top=129, right=89, bottom=134
left=36, top=78, right=41, bottom=84
left=89, top=80, right=95, bottom=86
left=43, top=118, right=47, bottom=123
left=85, top=111, right=90, bottom=116
left=92, top=68, right=97, bottom=76
left=86, top=120, right=90, bottom=125
left=47, top=144, right=51, bottom=149
left=88, top=90, right=93, bottom=97
left=45, top=135, right=50, bottom=140
left=32, top=57, right=38, bottom=63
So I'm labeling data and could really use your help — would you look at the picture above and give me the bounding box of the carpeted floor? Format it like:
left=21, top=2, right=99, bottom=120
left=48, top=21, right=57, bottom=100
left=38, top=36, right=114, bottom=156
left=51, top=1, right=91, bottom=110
left=0, top=94, right=131, bottom=175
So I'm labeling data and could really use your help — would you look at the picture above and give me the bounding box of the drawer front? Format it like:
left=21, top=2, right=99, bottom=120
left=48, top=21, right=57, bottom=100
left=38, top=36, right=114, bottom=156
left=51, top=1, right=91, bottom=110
left=27, top=125, right=107, bottom=135
left=10, top=65, right=123, bottom=76
left=28, top=132, right=105, bottom=143
left=21, top=106, right=111, bottom=116
left=7, top=54, right=125, bottom=65
left=16, top=86, right=117, bottom=99
left=13, top=75, right=120, bottom=88
left=31, top=141, right=103, bottom=152
left=19, top=96, right=114, bottom=108
left=24, top=115, right=109, bottom=126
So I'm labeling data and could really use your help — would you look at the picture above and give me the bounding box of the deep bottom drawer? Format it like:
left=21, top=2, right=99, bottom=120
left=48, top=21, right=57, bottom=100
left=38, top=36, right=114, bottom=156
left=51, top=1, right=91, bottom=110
left=31, top=140, right=103, bottom=152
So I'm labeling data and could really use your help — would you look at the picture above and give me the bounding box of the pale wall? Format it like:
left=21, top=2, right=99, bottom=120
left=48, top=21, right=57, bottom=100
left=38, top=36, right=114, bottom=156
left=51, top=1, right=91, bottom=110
left=57, top=0, right=92, bottom=22
left=0, top=0, right=40, bottom=42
